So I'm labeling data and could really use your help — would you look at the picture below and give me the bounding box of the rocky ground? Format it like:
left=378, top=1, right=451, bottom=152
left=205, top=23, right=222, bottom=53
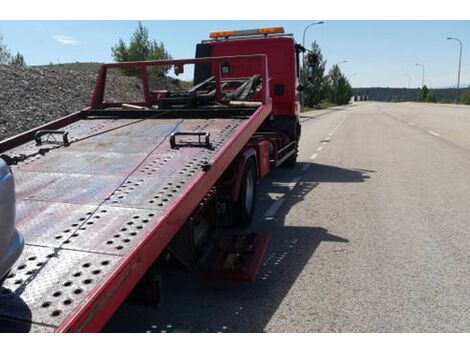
left=0, top=65, right=185, bottom=141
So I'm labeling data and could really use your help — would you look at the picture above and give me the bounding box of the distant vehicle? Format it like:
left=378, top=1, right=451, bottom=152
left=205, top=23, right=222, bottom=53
left=0, top=158, right=24, bottom=285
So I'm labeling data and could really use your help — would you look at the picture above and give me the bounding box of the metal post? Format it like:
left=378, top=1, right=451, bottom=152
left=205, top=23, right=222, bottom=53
left=416, top=63, right=425, bottom=87
left=447, top=37, right=463, bottom=103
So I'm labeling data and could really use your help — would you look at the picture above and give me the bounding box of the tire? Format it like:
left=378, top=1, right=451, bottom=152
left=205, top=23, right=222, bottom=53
left=282, top=150, right=298, bottom=168
left=234, top=158, right=257, bottom=227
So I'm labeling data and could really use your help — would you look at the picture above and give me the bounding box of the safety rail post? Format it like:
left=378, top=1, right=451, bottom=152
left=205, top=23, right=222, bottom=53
left=91, top=66, right=108, bottom=108
left=140, top=64, right=151, bottom=106
left=215, top=60, right=222, bottom=103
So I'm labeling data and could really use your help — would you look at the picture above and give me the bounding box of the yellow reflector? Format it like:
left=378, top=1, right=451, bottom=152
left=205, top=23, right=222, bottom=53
left=258, top=27, right=285, bottom=34
left=210, top=30, right=235, bottom=38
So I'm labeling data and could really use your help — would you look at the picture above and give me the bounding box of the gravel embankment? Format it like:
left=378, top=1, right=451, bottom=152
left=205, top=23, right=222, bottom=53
left=0, top=65, right=144, bottom=141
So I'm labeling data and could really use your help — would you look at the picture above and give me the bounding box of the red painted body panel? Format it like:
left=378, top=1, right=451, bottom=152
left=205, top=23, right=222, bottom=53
left=254, top=140, right=271, bottom=178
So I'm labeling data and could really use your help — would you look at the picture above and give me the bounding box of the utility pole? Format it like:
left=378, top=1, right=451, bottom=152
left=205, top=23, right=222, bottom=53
left=415, top=63, right=425, bottom=87
left=447, top=37, right=463, bottom=103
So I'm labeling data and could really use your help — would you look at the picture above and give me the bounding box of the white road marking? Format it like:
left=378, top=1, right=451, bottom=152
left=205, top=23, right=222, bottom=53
left=408, top=122, right=416, bottom=126
left=272, top=177, right=301, bottom=191
left=317, top=146, right=323, bottom=152
left=264, top=198, right=286, bottom=219
left=310, top=153, right=318, bottom=160
left=301, top=164, right=311, bottom=172
left=289, top=177, right=301, bottom=189
left=428, top=131, right=441, bottom=137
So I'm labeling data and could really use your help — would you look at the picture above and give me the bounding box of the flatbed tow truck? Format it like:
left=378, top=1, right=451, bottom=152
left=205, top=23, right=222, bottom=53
left=0, top=27, right=316, bottom=332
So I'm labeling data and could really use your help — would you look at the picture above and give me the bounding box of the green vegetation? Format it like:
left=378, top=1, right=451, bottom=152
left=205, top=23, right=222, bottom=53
left=326, top=64, right=352, bottom=105
left=302, top=41, right=352, bottom=109
left=439, top=98, right=453, bottom=104
left=460, top=88, right=470, bottom=105
left=416, top=85, right=437, bottom=103
left=302, top=41, right=328, bottom=108
left=0, top=35, right=26, bottom=66
left=426, top=89, right=437, bottom=103
left=111, top=22, right=172, bottom=77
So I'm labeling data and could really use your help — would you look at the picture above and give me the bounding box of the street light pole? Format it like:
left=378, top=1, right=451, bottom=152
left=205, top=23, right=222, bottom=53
left=300, top=21, right=324, bottom=111
left=334, top=60, right=347, bottom=105
left=447, top=37, right=463, bottom=103
left=403, top=73, right=411, bottom=88
left=302, top=21, right=325, bottom=49
left=415, top=63, right=425, bottom=87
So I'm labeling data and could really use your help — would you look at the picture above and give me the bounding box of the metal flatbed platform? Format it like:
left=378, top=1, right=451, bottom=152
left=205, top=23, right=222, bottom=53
left=0, top=55, right=272, bottom=332
left=0, top=108, right=270, bottom=331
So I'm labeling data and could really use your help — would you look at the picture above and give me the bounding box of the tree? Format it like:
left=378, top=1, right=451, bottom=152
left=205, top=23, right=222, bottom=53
left=9, top=52, right=26, bottom=66
left=302, top=41, right=328, bottom=108
left=326, top=64, right=352, bottom=105
left=460, top=88, right=470, bottom=105
left=426, top=89, right=437, bottom=103
left=417, top=85, right=429, bottom=102
left=0, top=35, right=12, bottom=64
left=111, top=22, right=172, bottom=77
left=1, top=35, right=26, bottom=66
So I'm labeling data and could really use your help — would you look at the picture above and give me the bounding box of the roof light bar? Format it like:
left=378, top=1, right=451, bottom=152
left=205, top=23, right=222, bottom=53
left=209, top=27, right=285, bottom=39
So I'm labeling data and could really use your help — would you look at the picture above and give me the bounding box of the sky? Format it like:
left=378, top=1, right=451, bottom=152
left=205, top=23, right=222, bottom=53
left=0, top=20, right=469, bottom=88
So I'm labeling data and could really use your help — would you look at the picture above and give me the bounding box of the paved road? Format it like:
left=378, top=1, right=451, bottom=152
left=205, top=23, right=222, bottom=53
left=104, top=102, right=470, bottom=333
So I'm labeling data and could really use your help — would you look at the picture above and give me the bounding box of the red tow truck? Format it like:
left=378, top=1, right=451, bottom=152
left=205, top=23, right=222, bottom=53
left=0, top=26, right=316, bottom=332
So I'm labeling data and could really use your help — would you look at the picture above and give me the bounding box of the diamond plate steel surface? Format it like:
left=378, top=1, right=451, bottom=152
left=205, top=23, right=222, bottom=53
left=66, top=135, right=167, bottom=154
left=16, top=150, right=148, bottom=176
left=104, top=119, right=184, bottom=138
left=1, top=115, right=251, bottom=331
left=14, top=171, right=125, bottom=204
left=61, top=205, right=162, bottom=255
left=16, top=201, right=98, bottom=247
left=64, top=118, right=139, bottom=141
left=0, top=245, right=119, bottom=329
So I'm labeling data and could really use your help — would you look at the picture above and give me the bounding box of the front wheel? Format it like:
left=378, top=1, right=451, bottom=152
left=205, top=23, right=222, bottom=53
left=234, top=158, right=257, bottom=227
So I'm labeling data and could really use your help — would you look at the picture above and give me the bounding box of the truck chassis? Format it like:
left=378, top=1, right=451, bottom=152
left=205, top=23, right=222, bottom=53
left=0, top=55, right=289, bottom=332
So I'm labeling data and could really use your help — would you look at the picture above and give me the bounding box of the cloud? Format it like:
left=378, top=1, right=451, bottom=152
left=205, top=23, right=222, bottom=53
left=52, top=35, right=79, bottom=45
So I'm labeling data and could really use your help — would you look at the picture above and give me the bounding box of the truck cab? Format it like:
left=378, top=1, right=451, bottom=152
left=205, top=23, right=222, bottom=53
left=194, top=27, right=304, bottom=166
left=195, top=27, right=301, bottom=116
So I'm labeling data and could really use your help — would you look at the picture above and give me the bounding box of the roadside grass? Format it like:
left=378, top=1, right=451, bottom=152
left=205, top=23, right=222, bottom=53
left=303, top=101, right=339, bottom=111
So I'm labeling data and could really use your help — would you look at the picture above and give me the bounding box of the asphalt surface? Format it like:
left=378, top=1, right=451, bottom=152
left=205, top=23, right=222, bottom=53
left=104, top=102, right=470, bottom=333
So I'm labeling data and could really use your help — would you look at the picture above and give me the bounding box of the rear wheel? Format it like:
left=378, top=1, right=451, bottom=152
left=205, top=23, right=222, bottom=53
left=282, top=149, right=298, bottom=168
left=234, top=158, right=257, bottom=227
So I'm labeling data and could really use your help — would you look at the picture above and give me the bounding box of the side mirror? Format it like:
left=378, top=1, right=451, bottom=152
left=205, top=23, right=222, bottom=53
left=307, top=65, right=315, bottom=81
left=305, top=53, right=319, bottom=81
left=174, top=64, right=184, bottom=76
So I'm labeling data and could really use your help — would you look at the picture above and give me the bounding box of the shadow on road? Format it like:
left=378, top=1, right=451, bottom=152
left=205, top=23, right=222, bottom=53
left=104, top=161, right=372, bottom=332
